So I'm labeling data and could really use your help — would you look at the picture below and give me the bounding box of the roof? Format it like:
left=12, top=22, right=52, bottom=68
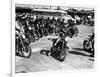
left=32, top=9, right=67, bottom=14
left=16, top=7, right=32, bottom=13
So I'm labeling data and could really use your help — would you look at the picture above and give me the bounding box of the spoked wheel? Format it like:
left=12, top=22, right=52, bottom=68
left=21, top=46, right=32, bottom=58
left=34, top=30, right=40, bottom=40
left=83, top=40, right=92, bottom=52
left=37, top=29, right=43, bottom=38
left=42, top=28, right=48, bottom=36
left=28, top=35, right=34, bottom=42
left=15, top=39, right=24, bottom=57
left=24, top=34, right=30, bottom=44
left=16, top=46, right=24, bottom=57
left=30, top=35, right=35, bottom=42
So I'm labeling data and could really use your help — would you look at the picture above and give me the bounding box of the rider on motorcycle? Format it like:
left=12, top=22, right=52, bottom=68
left=49, top=32, right=69, bottom=61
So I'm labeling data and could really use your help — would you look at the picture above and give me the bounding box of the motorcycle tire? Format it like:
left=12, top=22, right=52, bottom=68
left=37, top=29, right=43, bottom=38
left=28, top=35, right=34, bottom=42
left=48, top=28, right=53, bottom=34
left=25, top=34, right=31, bottom=44
left=34, top=30, right=40, bottom=40
left=42, top=28, right=48, bottom=36
left=83, top=40, right=92, bottom=52
left=31, top=36, right=35, bottom=42
left=26, top=34, right=35, bottom=43
left=16, top=46, right=24, bottom=57
left=58, top=48, right=67, bottom=62
left=22, top=46, right=32, bottom=58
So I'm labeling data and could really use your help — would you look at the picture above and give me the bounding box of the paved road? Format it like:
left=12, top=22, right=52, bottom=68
left=15, top=25, right=94, bottom=73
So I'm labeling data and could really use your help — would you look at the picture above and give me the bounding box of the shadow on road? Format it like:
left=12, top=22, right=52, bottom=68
left=16, top=71, right=27, bottom=73
left=69, top=50, right=89, bottom=57
left=40, top=50, right=63, bottom=62
left=72, top=48, right=85, bottom=51
left=88, top=58, right=94, bottom=61
left=40, top=49, right=51, bottom=56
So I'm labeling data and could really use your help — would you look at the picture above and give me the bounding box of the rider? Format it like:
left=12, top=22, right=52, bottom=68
left=39, top=16, right=44, bottom=25
left=67, top=19, right=76, bottom=38
left=51, top=16, right=56, bottom=24
left=46, top=17, right=51, bottom=24
left=51, top=32, right=69, bottom=55
left=60, top=18, right=65, bottom=30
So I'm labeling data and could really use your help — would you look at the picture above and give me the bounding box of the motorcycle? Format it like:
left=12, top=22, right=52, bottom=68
left=39, top=24, right=48, bottom=36
left=73, top=26, right=79, bottom=37
left=83, top=34, right=94, bottom=57
left=34, top=28, right=40, bottom=41
left=28, top=26, right=36, bottom=42
left=16, top=30, right=32, bottom=58
left=28, top=18, right=40, bottom=41
left=45, top=23, right=54, bottom=35
left=48, top=36, right=69, bottom=62
left=35, top=23, right=44, bottom=38
left=29, top=25, right=40, bottom=41
left=19, top=19, right=36, bottom=42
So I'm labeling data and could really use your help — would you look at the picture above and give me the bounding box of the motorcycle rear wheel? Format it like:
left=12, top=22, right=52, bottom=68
left=83, top=40, right=92, bottom=52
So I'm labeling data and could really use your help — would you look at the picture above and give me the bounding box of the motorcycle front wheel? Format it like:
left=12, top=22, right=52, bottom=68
left=34, top=30, right=40, bottom=40
left=58, top=48, right=68, bottom=62
left=42, top=28, right=48, bottom=36
left=22, top=46, right=32, bottom=58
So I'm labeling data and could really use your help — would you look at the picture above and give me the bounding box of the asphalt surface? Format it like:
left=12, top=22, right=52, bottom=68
left=15, top=25, right=94, bottom=73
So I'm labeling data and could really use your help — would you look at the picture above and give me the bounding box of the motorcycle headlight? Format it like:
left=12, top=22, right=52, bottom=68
left=22, top=34, right=25, bottom=39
